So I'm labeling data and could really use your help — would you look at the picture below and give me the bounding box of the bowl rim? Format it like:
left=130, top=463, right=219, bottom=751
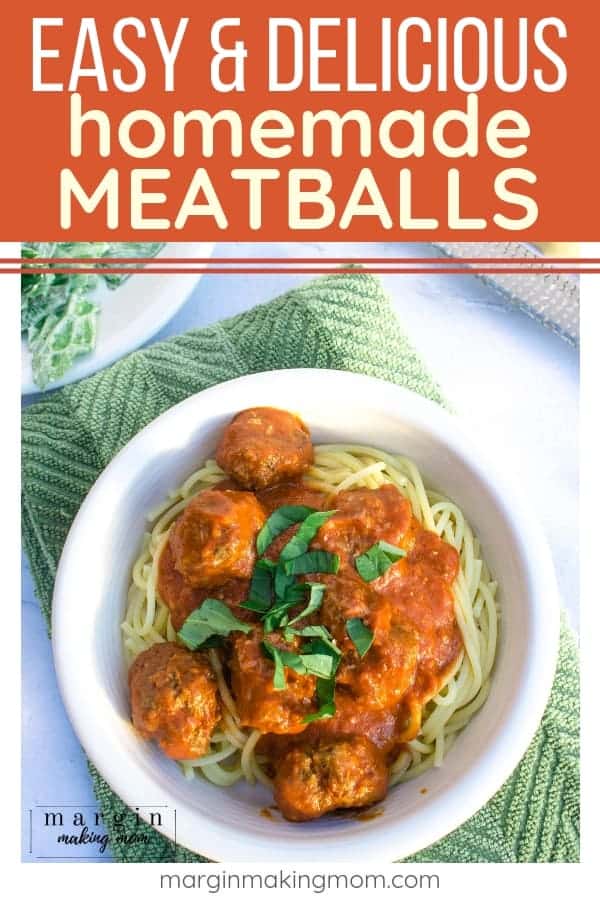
left=51, top=368, right=561, bottom=862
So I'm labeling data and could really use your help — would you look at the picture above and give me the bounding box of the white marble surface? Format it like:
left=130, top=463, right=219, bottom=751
left=21, top=242, right=579, bottom=862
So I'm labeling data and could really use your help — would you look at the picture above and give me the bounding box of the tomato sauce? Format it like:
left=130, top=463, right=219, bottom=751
left=140, top=409, right=464, bottom=820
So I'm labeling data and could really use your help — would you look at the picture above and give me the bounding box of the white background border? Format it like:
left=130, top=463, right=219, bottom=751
left=4, top=242, right=593, bottom=894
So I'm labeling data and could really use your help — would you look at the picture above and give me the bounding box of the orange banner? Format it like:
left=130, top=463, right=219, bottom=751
left=1, top=2, right=597, bottom=240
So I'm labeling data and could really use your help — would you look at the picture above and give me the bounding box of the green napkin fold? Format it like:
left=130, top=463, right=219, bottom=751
left=22, top=271, right=580, bottom=863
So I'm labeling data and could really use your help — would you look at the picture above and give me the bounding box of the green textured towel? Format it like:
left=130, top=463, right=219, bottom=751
left=22, top=271, right=580, bottom=863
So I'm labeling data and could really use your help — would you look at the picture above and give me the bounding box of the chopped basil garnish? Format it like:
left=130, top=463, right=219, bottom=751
left=300, top=653, right=338, bottom=679
left=178, top=598, right=251, bottom=650
left=263, top=595, right=301, bottom=633
left=283, top=581, right=311, bottom=604
left=346, top=618, right=375, bottom=658
left=304, top=677, right=336, bottom=722
left=284, top=624, right=339, bottom=652
left=284, top=550, right=340, bottom=576
left=257, top=578, right=325, bottom=633
left=278, top=510, right=337, bottom=562
left=264, top=581, right=318, bottom=632
left=274, top=565, right=296, bottom=602
left=241, top=559, right=276, bottom=613
left=303, top=635, right=343, bottom=664
left=262, top=642, right=306, bottom=690
left=262, top=634, right=340, bottom=688
left=378, top=540, right=408, bottom=557
left=194, top=634, right=225, bottom=649
left=288, top=582, right=325, bottom=624
left=247, top=502, right=390, bottom=706
left=256, top=505, right=317, bottom=556
left=285, top=624, right=332, bottom=639
left=355, top=540, right=406, bottom=582
left=271, top=647, right=286, bottom=690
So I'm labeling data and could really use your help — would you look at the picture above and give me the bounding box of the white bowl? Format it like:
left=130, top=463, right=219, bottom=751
left=52, top=369, right=560, bottom=862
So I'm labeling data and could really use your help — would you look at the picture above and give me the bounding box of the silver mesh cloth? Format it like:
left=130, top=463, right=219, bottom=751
left=434, top=242, right=579, bottom=346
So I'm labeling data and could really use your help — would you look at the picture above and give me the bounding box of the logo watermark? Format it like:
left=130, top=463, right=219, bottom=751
left=25, top=803, right=176, bottom=860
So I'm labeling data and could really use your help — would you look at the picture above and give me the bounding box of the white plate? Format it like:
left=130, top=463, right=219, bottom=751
left=21, top=242, right=214, bottom=394
left=52, top=370, right=560, bottom=862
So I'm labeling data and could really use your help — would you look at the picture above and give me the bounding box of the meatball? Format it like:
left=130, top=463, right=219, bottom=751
left=128, top=642, right=220, bottom=760
left=305, top=696, right=400, bottom=755
left=375, top=528, right=462, bottom=704
left=273, top=737, right=389, bottom=821
left=169, top=489, right=265, bottom=588
left=339, top=624, right=419, bottom=711
left=409, top=528, right=460, bottom=583
left=314, top=573, right=418, bottom=710
left=216, top=407, right=313, bottom=490
left=229, top=627, right=316, bottom=734
left=158, top=542, right=254, bottom=630
left=257, top=480, right=327, bottom=515
left=382, top=571, right=462, bottom=704
left=313, top=484, right=412, bottom=563
left=157, top=541, right=204, bottom=630
left=317, top=573, right=384, bottom=653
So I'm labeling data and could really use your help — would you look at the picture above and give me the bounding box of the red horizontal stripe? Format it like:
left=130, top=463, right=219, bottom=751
left=6, top=266, right=589, bottom=275
left=7, top=256, right=595, bottom=265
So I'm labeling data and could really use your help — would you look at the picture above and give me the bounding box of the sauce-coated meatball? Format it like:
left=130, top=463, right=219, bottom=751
left=317, top=573, right=383, bottom=653
left=313, top=484, right=412, bottom=562
left=408, top=528, right=460, bottom=584
left=129, top=642, right=220, bottom=760
left=273, top=737, right=389, bottom=821
left=216, top=407, right=313, bottom=490
left=375, top=529, right=462, bottom=704
left=339, top=624, right=419, bottom=711
left=257, top=480, right=327, bottom=515
left=169, top=489, right=265, bottom=588
left=157, top=542, right=254, bottom=630
left=229, top=628, right=316, bottom=734
left=157, top=541, right=204, bottom=630
left=304, top=696, right=401, bottom=755
left=316, top=574, right=419, bottom=710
